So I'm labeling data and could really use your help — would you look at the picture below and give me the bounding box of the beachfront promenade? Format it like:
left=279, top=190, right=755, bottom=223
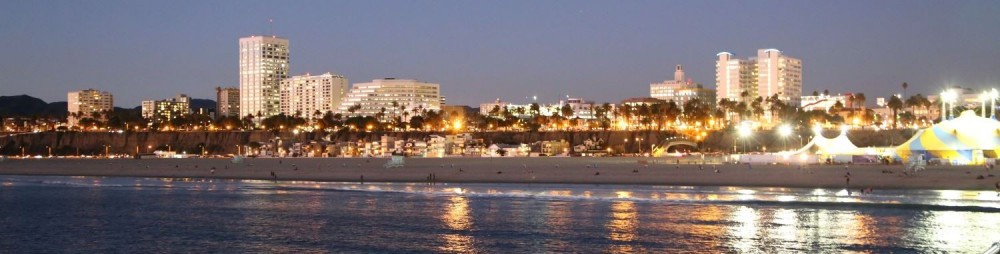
left=1, top=157, right=997, bottom=191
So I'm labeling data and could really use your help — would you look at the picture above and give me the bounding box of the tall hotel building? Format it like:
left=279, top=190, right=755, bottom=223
left=716, top=49, right=802, bottom=104
left=280, top=72, right=348, bottom=117
left=239, top=35, right=289, bottom=118
left=67, top=89, right=113, bottom=126
left=338, top=78, right=441, bottom=118
left=215, top=87, right=240, bottom=119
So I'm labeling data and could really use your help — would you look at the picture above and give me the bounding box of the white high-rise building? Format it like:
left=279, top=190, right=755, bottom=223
left=715, top=52, right=757, bottom=102
left=756, top=49, right=802, bottom=105
left=67, top=89, right=113, bottom=126
left=239, top=35, right=289, bottom=118
left=279, top=72, right=348, bottom=118
left=715, top=49, right=802, bottom=104
left=338, top=78, right=441, bottom=119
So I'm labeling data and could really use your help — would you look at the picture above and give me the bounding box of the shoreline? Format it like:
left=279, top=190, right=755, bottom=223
left=1, top=157, right=999, bottom=191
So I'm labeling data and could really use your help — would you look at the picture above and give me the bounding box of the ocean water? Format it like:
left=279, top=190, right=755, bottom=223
left=1, top=176, right=998, bottom=253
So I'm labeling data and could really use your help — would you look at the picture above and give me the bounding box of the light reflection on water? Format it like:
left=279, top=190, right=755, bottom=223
left=1, top=175, right=999, bottom=253
left=440, top=195, right=474, bottom=253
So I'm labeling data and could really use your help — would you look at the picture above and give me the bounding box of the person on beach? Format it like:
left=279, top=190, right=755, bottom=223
left=270, top=171, right=276, bottom=182
left=845, top=172, right=851, bottom=188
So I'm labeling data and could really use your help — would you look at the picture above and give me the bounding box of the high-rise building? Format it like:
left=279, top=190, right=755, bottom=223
left=67, top=89, right=113, bottom=126
left=715, top=52, right=758, bottom=103
left=141, top=94, right=191, bottom=122
left=756, top=49, right=802, bottom=105
left=651, top=65, right=716, bottom=109
left=215, top=87, right=240, bottom=119
left=715, top=49, right=802, bottom=105
left=279, top=72, right=348, bottom=118
left=338, top=78, right=441, bottom=118
left=239, top=35, right=289, bottom=118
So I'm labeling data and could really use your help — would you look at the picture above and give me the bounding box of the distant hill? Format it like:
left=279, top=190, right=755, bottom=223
left=0, top=95, right=67, bottom=118
left=0, top=95, right=216, bottom=118
left=190, top=98, right=216, bottom=113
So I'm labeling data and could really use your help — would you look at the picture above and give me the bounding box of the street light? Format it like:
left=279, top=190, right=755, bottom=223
left=941, top=90, right=957, bottom=120
left=737, top=124, right=752, bottom=153
left=991, top=88, right=999, bottom=119
left=777, top=124, right=792, bottom=151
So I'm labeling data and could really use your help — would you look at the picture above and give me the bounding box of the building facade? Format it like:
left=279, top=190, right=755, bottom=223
left=215, top=87, right=240, bottom=119
left=239, top=35, right=289, bottom=118
left=141, top=94, right=191, bottom=122
left=716, top=49, right=802, bottom=105
left=715, top=52, right=757, bottom=103
left=651, top=65, right=716, bottom=110
left=756, top=49, right=803, bottom=105
left=337, top=79, right=441, bottom=118
left=67, top=89, right=113, bottom=126
left=279, top=72, right=348, bottom=118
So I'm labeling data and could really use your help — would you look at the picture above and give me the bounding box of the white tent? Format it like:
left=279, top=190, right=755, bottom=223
left=793, top=131, right=863, bottom=155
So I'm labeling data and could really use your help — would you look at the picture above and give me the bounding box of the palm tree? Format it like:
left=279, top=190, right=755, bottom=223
left=750, top=96, right=765, bottom=120
left=902, top=82, right=909, bottom=98
left=853, top=93, right=866, bottom=110
left=887, top=96, right=904, bottom=129
left=905, top=95, right=922, bottom=114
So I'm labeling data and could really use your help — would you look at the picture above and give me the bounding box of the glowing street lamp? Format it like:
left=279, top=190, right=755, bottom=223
left=737, top=124, right=752, bottom=153
left=777, top=124, right=792, bottom=151
left=941, top=90, right=957, bottom=120
left=778, top=124, right=792, bottom=137
left=991, top=88, right=998, bottom=118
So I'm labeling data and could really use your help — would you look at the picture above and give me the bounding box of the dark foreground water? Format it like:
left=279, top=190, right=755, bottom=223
left=1, top=176, right=999, bottom=253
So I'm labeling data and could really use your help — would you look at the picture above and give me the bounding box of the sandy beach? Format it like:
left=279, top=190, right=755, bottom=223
left=1, top=157, right=999, bottom=191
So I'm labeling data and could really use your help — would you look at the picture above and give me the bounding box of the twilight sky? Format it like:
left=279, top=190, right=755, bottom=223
left=1, top=0, right=998, bottom=107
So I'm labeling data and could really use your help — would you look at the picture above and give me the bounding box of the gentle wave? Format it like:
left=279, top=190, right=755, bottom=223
left=5, top=175, right=1000, bottom=212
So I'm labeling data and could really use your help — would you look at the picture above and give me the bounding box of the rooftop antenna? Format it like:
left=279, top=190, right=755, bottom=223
left=269, top=19, right=274, bottom=36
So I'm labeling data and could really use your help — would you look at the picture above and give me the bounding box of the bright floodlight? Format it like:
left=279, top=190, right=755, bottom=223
left=812, top=125, right=822, bottom=135
left=941, top=90, right=957, bottom=103
left=778, top=124, right=792, bottom=137
left=991, top=88, right=998, bottom=98
left=840, top=125, right=849, bottom=134
left=738, top=124, right=752, bottom=137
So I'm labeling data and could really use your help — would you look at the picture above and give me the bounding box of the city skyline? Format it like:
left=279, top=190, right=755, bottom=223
left=2, top=1, right=999, bottom=107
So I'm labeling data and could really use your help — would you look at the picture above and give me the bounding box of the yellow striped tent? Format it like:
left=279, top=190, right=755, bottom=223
left=895, top=111, right=1000, bottom=164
